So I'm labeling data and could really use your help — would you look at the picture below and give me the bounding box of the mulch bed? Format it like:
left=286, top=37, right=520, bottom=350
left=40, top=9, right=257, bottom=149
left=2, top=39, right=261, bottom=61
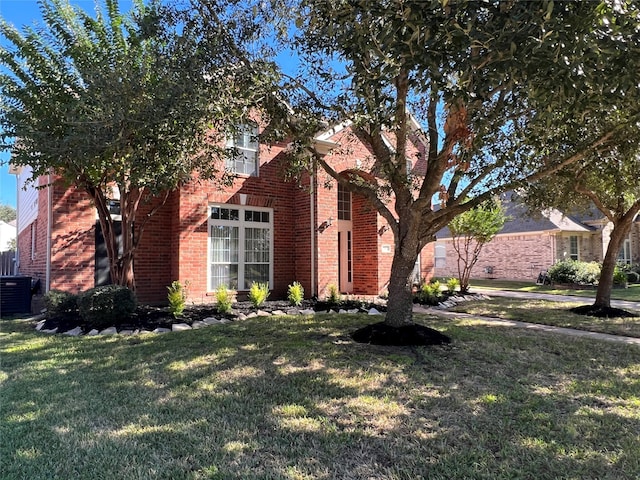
left=570, top=304, right=639, bottom=318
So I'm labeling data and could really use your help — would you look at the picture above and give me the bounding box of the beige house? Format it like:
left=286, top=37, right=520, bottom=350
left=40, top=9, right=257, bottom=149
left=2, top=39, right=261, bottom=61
left=434, top=194, right=638, bottom=282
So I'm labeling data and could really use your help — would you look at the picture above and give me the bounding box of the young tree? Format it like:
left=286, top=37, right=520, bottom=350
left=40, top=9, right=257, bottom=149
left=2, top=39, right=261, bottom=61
left=274, top=0, right=640, bottom=340
left=0, top=0, right=277, bottom=289
left=0, top=204, right=16, bottom=223
left=449, top=198, right=506, bottom=294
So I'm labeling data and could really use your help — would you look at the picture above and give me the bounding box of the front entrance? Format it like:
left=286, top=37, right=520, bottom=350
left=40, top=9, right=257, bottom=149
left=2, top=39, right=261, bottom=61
left=337, top=184, right=353, bottom=293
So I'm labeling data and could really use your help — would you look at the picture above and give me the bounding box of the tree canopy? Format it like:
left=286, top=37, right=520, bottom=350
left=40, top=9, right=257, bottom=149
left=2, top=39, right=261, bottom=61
left=0, top=0, right=279, bottom=288
left=0, top=204, right=16, bottom=223
left=271, top=0, right=640, bottom=334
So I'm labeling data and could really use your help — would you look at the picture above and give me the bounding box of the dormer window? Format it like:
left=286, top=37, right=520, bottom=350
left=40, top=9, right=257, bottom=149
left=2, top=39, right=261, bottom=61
left=226, top=123, right=259, bottom=176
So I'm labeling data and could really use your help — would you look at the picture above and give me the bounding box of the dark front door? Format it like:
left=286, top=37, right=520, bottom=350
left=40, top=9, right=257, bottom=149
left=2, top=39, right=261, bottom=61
left=94, top=220, right=122, bottom=287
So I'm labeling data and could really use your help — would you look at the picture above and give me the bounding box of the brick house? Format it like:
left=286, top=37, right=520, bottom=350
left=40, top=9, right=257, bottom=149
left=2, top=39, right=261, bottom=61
left=434, top=193, right=639, bottom=282
left=11, top=123, right=434, bottom=304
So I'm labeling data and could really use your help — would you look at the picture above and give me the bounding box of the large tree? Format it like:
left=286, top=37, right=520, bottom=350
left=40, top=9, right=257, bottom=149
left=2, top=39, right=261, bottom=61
left=523, top=129, right=640, bottom=313
left=0, top=0, right=277, bottom=289
left=274, top=0, right=640, bottom=340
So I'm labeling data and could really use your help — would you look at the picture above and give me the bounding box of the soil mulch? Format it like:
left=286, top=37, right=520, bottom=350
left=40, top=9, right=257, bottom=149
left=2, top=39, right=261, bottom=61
left=570, top=304, right=639, bottom=318
left=351, top=322, right=451, bottom=346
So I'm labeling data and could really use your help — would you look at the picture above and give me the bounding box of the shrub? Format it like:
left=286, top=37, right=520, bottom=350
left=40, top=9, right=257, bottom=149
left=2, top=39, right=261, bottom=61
left=327, top=283, right=340, bottom=303
left=216, top=285, right=233, bottom=314
left=288, top=281, right=304, bottom=307
left=249, top=282, right=270, bottom=308
left=77, top=285, right=137, bottom=329
left=613, top=265, right=628, bottom=287
left=416, top=280, right=442, bottom=305
left=44, top=290, right=78, bottom=317
left=446, top=277, right=460, bottom=294
left=547, top=260, right=581, bottom=284
left=574, top=261, right=601, bottom=285
left=167, top=280, right=187, bottom=318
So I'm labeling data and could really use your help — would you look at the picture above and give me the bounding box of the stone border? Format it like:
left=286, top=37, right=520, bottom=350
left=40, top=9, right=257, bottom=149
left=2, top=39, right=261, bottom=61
left=34, top=307, right=385, bottom=337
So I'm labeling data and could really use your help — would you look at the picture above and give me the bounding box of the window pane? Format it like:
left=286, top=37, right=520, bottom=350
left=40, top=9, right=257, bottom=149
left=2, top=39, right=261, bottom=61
left=245, top=264, right=269, bottom=286
left=210, top=264, right=238, bottom=290
left=338, top=184, right=351, bottom=220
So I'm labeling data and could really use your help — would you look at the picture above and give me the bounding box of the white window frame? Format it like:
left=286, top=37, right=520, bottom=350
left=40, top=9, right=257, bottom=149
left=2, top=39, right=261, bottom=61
left=207, top=204, right=273, bottom=291
left=618, top=237, right=632, bottom=264
left=226, top=123, right=259, bottom=176
left=569, top=235, right=579, bottom=261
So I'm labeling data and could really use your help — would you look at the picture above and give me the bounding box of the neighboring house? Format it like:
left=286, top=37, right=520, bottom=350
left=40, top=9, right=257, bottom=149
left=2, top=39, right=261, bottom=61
left=0, top=219, right=16, bottom=252
left=10, top=123, right=434, bottom=303
left=434, top=192, right=638, bottom=282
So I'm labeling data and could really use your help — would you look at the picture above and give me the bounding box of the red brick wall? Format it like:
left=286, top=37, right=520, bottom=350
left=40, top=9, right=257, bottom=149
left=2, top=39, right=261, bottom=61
left=16, top=179, right=49, bottom=285
left=435, top=232, right=557, bottom=281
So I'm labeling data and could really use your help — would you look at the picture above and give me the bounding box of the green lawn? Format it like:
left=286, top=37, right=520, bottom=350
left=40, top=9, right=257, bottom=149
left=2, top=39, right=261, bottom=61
left=2, top=313, right=640, bottom=479
left=451, top=297, right=640, bottom=338
left=467, top=279, right=640, bottom=302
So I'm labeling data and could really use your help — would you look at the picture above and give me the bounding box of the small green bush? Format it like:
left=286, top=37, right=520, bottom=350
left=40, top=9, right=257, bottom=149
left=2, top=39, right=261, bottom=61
left=249, top=282, right=270, bottom=308
left=216, top=285, right=233, bottom=314
left=288, top=281, right=304, bottom=307
left=44, top=290, right=78, bottom=317
left=416, top=280, right=442, bottom=306
left=327, top=284, right=340, bottom=303
left=77, top=285, right=137, bottom=330
left=575, top=261, right=601, bottom=285
left=613, top=265, right=628, bottom=287
left=548, top=260, right=581, bottom=284
left=446, top=278, right=460, bottom=294
left=167, top=280, right=187, bottom=318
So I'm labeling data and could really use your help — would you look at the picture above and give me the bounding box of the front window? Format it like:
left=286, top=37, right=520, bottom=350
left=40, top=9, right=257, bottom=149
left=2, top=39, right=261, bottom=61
left=569, top=235, right=579, bottom=261
left=435, top=243, right=446, bottom=268
left=618, top=237, right=631, bottom=264
left=208, top=205, right=272, bottom=290
left=226, top=124, right=259, bottom=176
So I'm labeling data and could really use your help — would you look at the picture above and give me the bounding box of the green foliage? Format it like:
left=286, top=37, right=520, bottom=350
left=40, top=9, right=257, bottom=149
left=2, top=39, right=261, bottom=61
left=167, top=280, right=187, bottom=318
left=613, top=265, right=628, bottom=288
left=77, top=285, right=137, bottom=329
left=44, top=290, right=78, bottom=317
left=215, top=285, right=233, bottom=314
left=449, top=199, right=507, bottom=243
left=547, top=260, right=601, bottom=285
left=416, top=280, right=442, bottom=306
left=446, top=278, right=460, bottom=294
left=0, top=0, right=280, bottom=287
left=327, top=284, right=340, bottom=304
left=249, top=282, right=270, bottom=308
left=287, top=281, right=304, bottom=307
left=0, top=204, right=16, bottom=223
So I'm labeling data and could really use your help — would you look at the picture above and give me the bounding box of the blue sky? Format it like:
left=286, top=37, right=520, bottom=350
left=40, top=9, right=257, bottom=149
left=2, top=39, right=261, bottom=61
left=0, top=0, right=129, bottom=207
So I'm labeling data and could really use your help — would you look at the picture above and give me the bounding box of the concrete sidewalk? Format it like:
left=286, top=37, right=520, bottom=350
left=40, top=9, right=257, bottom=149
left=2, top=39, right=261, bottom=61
left=413, top=289, right=640, bottom=346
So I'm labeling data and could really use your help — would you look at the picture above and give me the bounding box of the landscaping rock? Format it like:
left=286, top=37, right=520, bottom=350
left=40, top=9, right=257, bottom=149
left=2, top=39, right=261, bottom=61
left=99, top=327, right=118, bottom=335
left=87, top=329, right=99, bottom=336
left=35, top=320, right=46, bottom=331
left=191, top=321, right=207, bottom=329
left=338, top=309, right=347, bottom=314
left=153, top=327, right=171, bottom=334
left=300, top=308, right=316, bottom=315
left=42, top=327, right=58, bottom=334
left=62, top=327, right=83, bottom=336
left=286, top=309, right=299, bottom=315
left=256, top=310, right=271, bottom=317
left=172, top=323, right=192, bottom=332
left=237, top=313, right=248, bottom=321
left=203, top=317, right=220, bottom=325
left=368, top=308, right=382, bottom=315
left=119, top=330, right=135, bottom=336
left=271, top=310, right=286, bottom=316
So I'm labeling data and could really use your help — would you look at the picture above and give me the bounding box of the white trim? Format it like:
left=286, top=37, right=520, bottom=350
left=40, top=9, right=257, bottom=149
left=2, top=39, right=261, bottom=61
left=314, top=120, right=353, bottom=141
left=207, top=204, right=274, bottom=291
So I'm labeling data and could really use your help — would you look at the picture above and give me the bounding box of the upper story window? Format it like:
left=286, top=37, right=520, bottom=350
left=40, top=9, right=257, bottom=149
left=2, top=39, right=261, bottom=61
left=226, top=123, right=259, bottom=176
left=337, top=184, right=351, bottom=221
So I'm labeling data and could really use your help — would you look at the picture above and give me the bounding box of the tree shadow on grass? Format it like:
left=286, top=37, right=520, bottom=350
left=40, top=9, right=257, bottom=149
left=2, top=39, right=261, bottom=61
left=1, top=314, right=639, bottom=479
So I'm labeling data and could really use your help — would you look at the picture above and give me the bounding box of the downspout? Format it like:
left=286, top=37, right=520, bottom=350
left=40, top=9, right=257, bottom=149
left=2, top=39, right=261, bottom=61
left=310, top=170, right=316, bottom=297
left=45, top=171, right=53, bottom=292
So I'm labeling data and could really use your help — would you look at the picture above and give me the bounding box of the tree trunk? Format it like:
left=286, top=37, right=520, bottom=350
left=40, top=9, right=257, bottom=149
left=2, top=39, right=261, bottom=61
left=594, top=219, right=632, bottom=308
left=385, top=247, right=418, bottom=327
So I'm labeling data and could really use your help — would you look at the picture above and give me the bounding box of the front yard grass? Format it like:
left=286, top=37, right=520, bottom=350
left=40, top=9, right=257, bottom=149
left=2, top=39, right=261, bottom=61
left=469, top=278, right=640, bottom=302
left=451, top=297, right=640, bottom=338
left=2, top=313, right=640, bottom=479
